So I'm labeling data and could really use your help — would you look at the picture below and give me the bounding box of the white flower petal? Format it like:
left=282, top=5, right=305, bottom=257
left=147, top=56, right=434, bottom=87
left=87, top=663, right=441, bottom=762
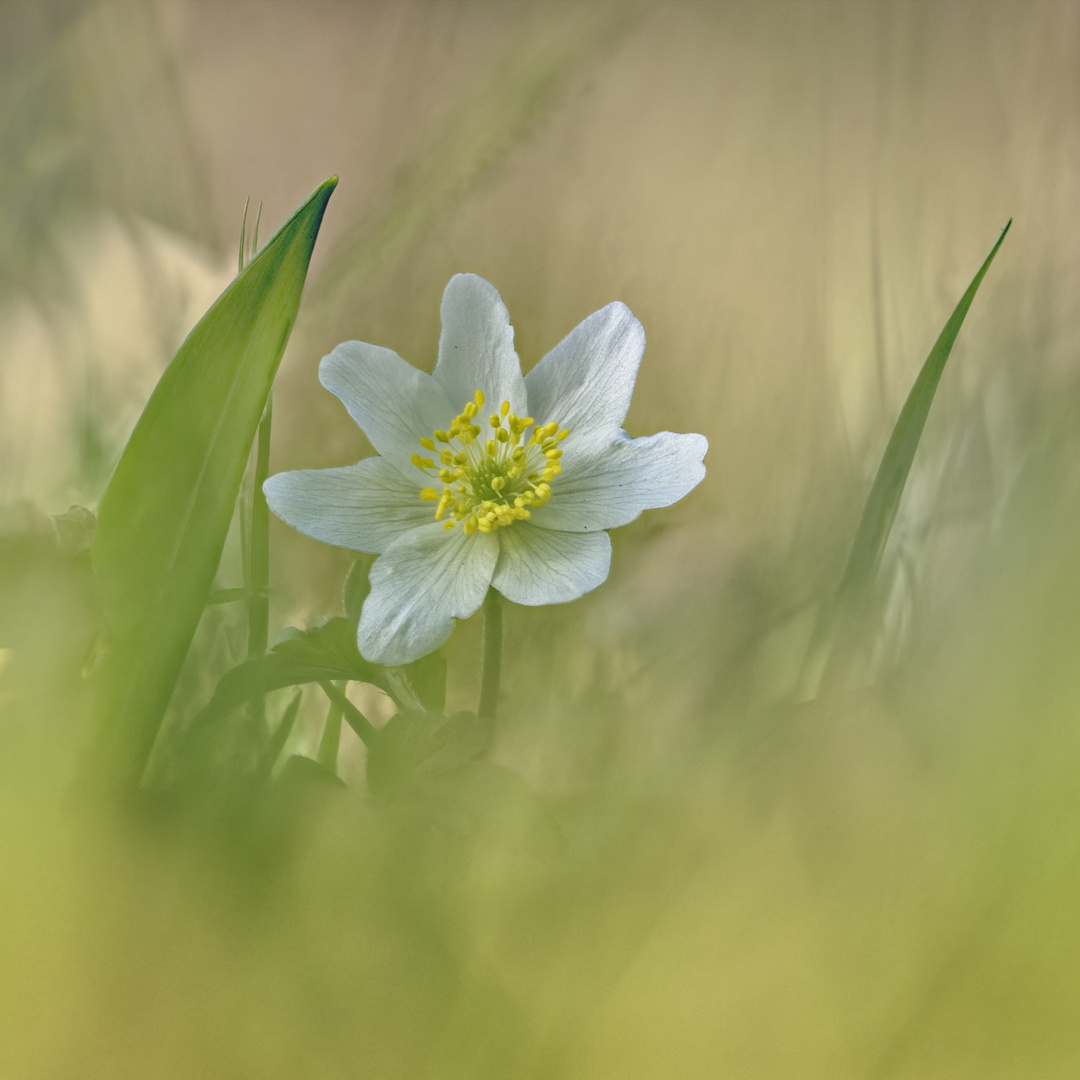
left=433, top=274, right=527, bottom=412
left=320, top=340, right=454, bottom=478
left=492, top=524, right=611, bottom=606
left=524, top=301, right=644, bottom=442
left=532, top=431, right=708, bottom=532
left=357, top=522, right=499, bottom=665
left=263, top=458, right=435, bottom=555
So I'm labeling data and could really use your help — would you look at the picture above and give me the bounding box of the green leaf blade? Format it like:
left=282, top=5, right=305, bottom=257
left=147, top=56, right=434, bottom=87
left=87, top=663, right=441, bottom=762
left=837, top=220, right=1011, bottom=603
left=801, top=221, right=1010, bottom=697
left=89, top=177, right=338, bottom=792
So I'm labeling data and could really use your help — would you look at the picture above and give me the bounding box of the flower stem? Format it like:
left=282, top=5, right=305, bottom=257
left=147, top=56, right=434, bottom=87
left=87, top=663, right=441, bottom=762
left=478, top=589, right=503, bottom=721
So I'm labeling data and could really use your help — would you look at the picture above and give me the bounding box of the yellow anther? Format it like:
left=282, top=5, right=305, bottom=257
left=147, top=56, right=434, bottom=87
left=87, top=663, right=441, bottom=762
left=417, top=393, right=571, bottom=536
left=557, top=428, right=569, bottom=441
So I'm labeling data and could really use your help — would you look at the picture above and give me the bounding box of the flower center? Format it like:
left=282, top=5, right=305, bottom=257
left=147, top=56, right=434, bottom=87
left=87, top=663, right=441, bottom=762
left=411, top=389, right=569, bottom=535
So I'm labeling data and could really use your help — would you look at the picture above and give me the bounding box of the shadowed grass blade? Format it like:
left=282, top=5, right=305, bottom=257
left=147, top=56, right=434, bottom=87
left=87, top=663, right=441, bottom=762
left=88, top=177, right=337, bottom=794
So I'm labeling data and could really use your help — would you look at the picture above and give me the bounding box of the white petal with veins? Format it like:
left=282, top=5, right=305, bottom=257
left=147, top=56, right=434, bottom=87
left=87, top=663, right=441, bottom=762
left=493, top=524, right=611, bottom=606
left=357, top=522, right=499, bottom=665
left=264, top=457, right=434, bottom=555
left=531, top=431, right=708, bottom=532
left=433, top=274, right=527, bottom=415
left=320, top=341, right=454, bottom=479
left=524, top=301, right=644, bottom=444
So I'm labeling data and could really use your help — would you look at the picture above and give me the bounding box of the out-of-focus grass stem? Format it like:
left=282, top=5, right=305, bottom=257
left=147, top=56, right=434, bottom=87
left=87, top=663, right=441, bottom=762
left=316, top=681, right=343, bottom=774
left=255, top=690, right=302, bottom=782
left=237, top=196, right=249, bottom=275
left=320, top=681, right=376, bottom=748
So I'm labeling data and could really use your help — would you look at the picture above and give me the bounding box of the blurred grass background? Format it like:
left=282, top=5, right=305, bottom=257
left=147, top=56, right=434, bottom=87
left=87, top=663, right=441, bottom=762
left=3, top=0, right=1080, bottom=1076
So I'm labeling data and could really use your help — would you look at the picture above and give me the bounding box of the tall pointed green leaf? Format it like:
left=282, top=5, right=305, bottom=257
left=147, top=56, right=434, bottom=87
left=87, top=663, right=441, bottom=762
left=89, top=177, right=337, bottom=792
left=803, top=221, right=1010, bottom=696
left=836, top=222, right=1010, bottom=605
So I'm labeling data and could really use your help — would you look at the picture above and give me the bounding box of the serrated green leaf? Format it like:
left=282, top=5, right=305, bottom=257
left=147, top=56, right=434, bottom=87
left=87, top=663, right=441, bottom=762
left=193, top=618, right=387, bottom=727
left=88, top=177, right=338, bottom=791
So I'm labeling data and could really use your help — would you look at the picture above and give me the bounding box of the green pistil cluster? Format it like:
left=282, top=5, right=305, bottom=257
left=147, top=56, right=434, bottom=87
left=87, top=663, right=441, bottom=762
left=412, top=389, right=568, bottom=535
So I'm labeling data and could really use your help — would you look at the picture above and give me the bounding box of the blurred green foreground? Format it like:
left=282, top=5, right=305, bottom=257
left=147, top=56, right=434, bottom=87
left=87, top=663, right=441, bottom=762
left=3, top=1, right=1080, bottom=1077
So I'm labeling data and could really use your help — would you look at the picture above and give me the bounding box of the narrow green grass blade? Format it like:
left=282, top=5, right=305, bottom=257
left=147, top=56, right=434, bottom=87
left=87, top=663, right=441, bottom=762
left=803, top=222, right=1010, bottom=696
left=89, top=177, right=337, bottom=793
left=836, top=221, right=1010, bottom=606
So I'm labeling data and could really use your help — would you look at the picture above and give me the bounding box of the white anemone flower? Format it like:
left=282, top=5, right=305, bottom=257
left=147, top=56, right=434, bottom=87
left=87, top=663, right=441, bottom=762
left=265, top=274, right=707, bottom=666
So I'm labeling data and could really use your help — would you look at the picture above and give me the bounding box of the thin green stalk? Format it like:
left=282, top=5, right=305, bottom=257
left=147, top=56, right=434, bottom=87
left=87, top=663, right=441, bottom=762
left=237, top=196, right=250, bottom=274
left=316, top=682, right=343, bottom=774
left=256, top=690, right=302, bottom=782
left=478, top=589, right=503, bottom=721
left=320, top=681, right=376, bottom=748
left=250, top=201, right=263, bottom=261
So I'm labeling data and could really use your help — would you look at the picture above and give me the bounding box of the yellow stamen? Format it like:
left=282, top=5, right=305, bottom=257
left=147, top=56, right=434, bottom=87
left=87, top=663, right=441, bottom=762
left=412, top=390, right=569, bottom=535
